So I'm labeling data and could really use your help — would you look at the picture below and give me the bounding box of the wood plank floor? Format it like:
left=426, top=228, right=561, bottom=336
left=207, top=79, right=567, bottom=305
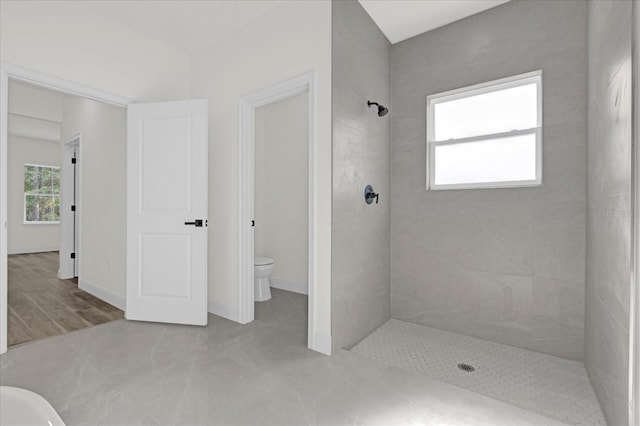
left=8, top=252, right=124, bottom=347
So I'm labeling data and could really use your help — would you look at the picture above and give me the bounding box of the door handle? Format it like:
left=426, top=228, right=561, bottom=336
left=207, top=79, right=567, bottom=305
left=184, top=219, right=204, bottom=227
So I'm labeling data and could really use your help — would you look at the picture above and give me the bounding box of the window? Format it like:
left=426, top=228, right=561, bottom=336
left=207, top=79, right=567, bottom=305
left=24, top=164, right=60, bottom=224
left=426, top=71, right=542, bottom=190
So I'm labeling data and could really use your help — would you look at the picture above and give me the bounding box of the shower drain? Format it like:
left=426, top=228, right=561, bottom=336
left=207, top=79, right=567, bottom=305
left=457, top=363, right=475, bottom=372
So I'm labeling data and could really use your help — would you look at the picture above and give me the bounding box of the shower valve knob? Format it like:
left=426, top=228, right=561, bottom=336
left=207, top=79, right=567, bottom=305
left=364, top=185, right=379, bottom=205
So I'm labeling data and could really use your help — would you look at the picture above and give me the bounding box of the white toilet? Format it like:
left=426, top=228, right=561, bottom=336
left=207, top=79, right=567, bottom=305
left=254, top=257, right=275, bottom=302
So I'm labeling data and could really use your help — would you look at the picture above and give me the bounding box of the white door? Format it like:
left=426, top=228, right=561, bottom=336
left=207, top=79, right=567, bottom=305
left=126, top=100, right=208, bottom=326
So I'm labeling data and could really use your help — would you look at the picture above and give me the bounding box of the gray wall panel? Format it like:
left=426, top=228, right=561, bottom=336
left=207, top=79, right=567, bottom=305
left=331, top=0, right=392, bottom=350
left=585, top=2, right=633, bottom=425
left=390, top=0, right=588, bottom=361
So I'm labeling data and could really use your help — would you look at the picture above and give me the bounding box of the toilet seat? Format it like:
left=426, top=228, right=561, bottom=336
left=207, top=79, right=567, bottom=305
left=255, top=257, right=274, bottom=266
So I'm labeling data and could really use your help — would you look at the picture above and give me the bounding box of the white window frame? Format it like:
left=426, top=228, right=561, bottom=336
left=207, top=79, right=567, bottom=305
left=426, top=70, right=543, bottom=190
left=23, top=163, right=60, bottom=225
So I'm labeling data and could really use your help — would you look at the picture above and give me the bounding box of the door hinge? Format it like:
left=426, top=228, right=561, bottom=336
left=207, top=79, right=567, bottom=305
left=71, top=205, right=76, bottom=212
left=70, top=253, right=76, bottom=259
left=71, top=158, right=77, bottom=164
left=251, top=220, right=255, bottom=227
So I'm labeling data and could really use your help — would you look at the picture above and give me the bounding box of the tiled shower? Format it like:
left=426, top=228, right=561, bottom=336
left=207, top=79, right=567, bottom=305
left=331, top=1, right=634, bottom=425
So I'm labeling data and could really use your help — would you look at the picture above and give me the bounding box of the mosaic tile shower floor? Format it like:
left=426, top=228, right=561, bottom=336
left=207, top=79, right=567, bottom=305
left=351, top=319, right=606, bottom=426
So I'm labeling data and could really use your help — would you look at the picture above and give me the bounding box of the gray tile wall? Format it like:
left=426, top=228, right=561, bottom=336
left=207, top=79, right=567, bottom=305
left=332, top=0, right=391, bottom=350
left=585, top=1, right=633, bottom=425
left=390, top=0, right=588, bottom=360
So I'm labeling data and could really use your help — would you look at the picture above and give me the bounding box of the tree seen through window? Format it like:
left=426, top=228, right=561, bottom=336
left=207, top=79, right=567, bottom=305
left=24, top=164, right=60, bottom=223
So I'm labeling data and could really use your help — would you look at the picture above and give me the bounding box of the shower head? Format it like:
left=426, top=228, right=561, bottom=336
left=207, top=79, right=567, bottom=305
left=367, top=101, right=389, bottom=117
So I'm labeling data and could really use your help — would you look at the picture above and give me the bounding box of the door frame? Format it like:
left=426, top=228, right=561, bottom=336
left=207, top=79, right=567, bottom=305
left=238, top=71, right=326, bottom=354
left=632, top=3, right=640, bottom=423
left=58, top=134, right=81, bottom=280
left=632, top=3, right=640, bottom=424
left=0, top=61, right=130, bottom=354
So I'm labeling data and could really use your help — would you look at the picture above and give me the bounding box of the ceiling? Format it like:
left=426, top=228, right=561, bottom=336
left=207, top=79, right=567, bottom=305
left=74, top=1, right=509, bottom=53
left=358, top=0, right=510, bottom=44
left=80, top=1, right=285, bottom=54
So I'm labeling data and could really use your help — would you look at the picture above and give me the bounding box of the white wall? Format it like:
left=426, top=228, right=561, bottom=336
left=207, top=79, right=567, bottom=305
left=191, top=0, right=332, bottom=346
left=255, top=91, right=309, bottom=288
left=7, top=80, right=64, bottom=254
left=0, top=1, right=191, bottom=101
left=0, top=0, right=193, bottom=307
left=1, top=0, right=333, bottom=350
left=7, top=135, right=60, bottom=253
left=60, top=96, right=126, bottom=305
left=9, top=79, right=64, bottom=122
left=8, top=115, right=60, bottom=142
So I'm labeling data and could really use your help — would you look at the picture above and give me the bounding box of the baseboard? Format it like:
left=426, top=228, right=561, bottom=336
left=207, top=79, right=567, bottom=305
left=77, top=282, right=239, bottom=324
left=309, top=331, right=332, bottom=355
left=57, top=268, right=73, bottom=280
left=8, top=247, right=58, bottom=255
left=270, top=278, right=308, bottom=295
left=208, top=299, right=240, bottom=322
left=78, top=279, right=126, bottom=311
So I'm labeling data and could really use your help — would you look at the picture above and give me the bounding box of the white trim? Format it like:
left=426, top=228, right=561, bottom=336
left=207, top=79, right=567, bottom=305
left=1, top=62, right=130, bottom=107
left=238, top=96, right=256, bottom=325
left=22, top=163, right=62, bottom=225
left=22, top=221, right=60, bottom=225
left=631, top=3, right=640, bottom=424
left=0, top=65, right=8, bottom=355
left=310, top=331, right=331, bottom=356
left=58, top=134, right=80, bottom=280
left=23, top=162, right=60, bottom=169
left=78, top=279, right=125, bottom=311
left=428, top=70, right=542, bottom=103
left=238, top=71, right=326, bottom=354
left=271, top=278, right=308, bottom=295
left=431, top=127, right=538, bottom=146
left=426, top=70, right=543, bottom=190
left=430, top=180, right=542, bottom=191
left=207, top=300, right=240, bottom=323
left=7, top=247, right=58, bottom=255
left=632, top=113, right=639, bottom=425
left=0, top=62, right=131, bottom=354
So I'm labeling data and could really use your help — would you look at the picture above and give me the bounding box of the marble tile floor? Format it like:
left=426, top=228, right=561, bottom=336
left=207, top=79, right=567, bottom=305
left=351, top=319, right=606, bottom=426
left=1, top=289, right=564, bottom=426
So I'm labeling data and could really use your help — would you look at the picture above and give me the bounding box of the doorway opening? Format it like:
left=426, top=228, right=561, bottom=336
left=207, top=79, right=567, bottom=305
left=1, top=65, right=128, bottom=351
left=239, top=72, right=327, bottom=354
left=253, top=90, right=309, bottom=338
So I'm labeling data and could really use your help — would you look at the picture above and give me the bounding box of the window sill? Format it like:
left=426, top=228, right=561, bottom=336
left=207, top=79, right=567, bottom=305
left=428, top=180, right=542, bottom=191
